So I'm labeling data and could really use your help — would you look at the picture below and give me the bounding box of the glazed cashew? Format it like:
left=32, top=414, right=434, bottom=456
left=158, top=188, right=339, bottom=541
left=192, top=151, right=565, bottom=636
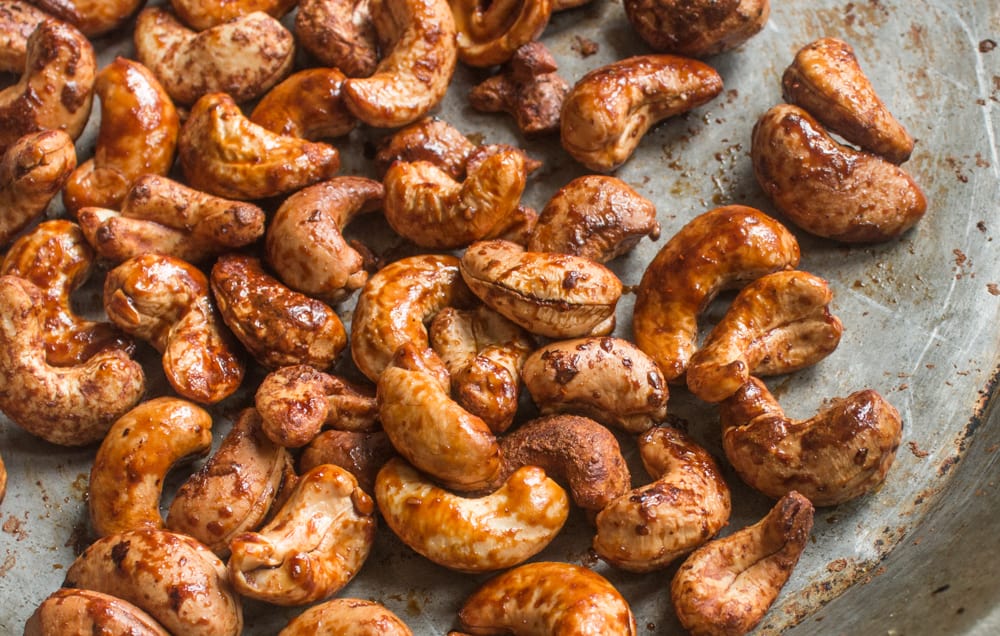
left=457, top=561, right=637, bottom=634
left=451, top=0, right=552, bottom=67
left=751, top=103, right=927, bottom=242
left=104, top=253, right=245, bottom=404
left=341, top=0, right=457, bottom=127
left=376, top=457, right=568, bottom=572
left=25, top=589, right=170, bottom=636
left=625, top=0, right=769, bottom=58
left=0, top=129, right=76, bottom=248
left=171, top=0, right=297, bottom=30
left=279, top=599, right=412, bottom=636
left=64, top=528, right=243, bottom=636
left=29, top=0, right=144, bottom=36
left=0, top=452, right=6, bottom=505
left=721, top=377, right=903, bottom=506
left=782, top=37, right=914, bottom=164
left=251, top=68, right=359, bottom=140
left=460, top=239, right=623, bottom=339
left=300, top=429, right=395, bottom=494
left=178, top=92, right=341, bottom=200
left=295, top=0, right=378, bottom=78
left=89, top=397, right=212, bottom=537
left=0, top=1, right=48, bottom=72
left=228, top=464, right=377, bottom=606
left=265, top=177, right=382, bottom=304
left=632, top=205, right=800, bottom=383
left=560, top=54, right=722, bottom=172
left=0, top=275, right=145, bottom=446
left=671, top=491, right=814, bottom=636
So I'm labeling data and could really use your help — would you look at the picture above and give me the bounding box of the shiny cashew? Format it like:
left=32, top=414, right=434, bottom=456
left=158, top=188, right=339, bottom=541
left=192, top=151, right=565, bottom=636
left=451, top=0, right=552, bottom=67
left=251, top=68, right=359, bottom=140
left=171, top=0, right=298, bottom=30
left=376, top=457, right=568, bottom=572
left=0, top=1, right=48, bottom=72
left=0, top=129, right=76, bottom=248
left=561, top=54, right=722, bottom=172
left=0, top=451, right=6, bottom=505
left=633, top=205, right=800, bottom=383
left=295, top=0, right=379, bottom=78
left=29, top=0, right=144, bottom=37
left=625, top=0, right=769, bottom=57
left=279, top=598, right=413, bottom=636
left=300, top=429, right=395, bottom=494
left=25, top=589, right=170, bottom=636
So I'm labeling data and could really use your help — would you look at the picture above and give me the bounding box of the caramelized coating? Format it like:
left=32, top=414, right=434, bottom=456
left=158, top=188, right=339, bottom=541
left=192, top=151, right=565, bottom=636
left=300, top=429, right=395, bottom=494
left=671, top=492, right=814, bottom=636
left=0, top=1, right=48, bottom=72
left=25, top=589, right=170, bottom=636
left=625, top=0, right=769, bottom=57
left=28, top=0, right=144, bottom=37
left=0, top=451, right=5, bottom=504
left=373, top=117, right=474, bottom=179
left=0, top=129, right=76, bottom=248
left=451, top=0, right=552, bottom=67
left=296, top=0, right=378, bottom=78
left=721, top=377, right=903, bottom=506
left=279, top=599, right=412, bottom=636
left=171, top=0, right=298, bottom=30
left=251, top=68, right=358, bottom=140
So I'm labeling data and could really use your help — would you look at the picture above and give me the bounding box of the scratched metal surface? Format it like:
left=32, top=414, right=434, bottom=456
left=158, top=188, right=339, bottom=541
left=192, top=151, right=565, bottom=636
left=1, top=0, right=999, bottom=633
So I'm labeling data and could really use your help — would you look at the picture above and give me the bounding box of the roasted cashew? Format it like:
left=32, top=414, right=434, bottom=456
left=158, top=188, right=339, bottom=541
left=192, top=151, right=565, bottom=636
left=451, top=0, right=552, bottom=67
left=0, top=129, right=76, bottom=248
left=279, top=598, right=412, bottom=636
left=89, top=397, right=212, bottom=537
left=250, top=68, right=359, bottom=141
left=670, top=491, right=814, bottom=636
left=341, top=0, right=457, bottom=127
left=25, top=589, right=170, bottom=636
left=229, top=463, right=377, bottom=605
left=29, top=0, right=144, bottom=36
left=171, top=0, right=298, bottom=30
left=783, top=37, right=914, bottom=164
left=633, top=205, right=800, bottom=383
left=460, top=239, right=623, bottom=339
left=300, top=429, right=395, bottom=494
left=721, top=377, right=903, bottom=506
left=376, top=457, right=568, bottom=572
left=560, top=54, right=722, bottom=172
left=64, top=528, right=243, bottom=636
left=594, top=426, right=731, bottom=572
left=178, top=92, right=341, bottom=200
left=751, top=103, right=927, bottom=243
left=625, top=0, right=769, bottom=58
left=104, top=253, right=244, bottom=404
left=63, top=57, right=179, bottom=214
left=457, top=561, right=637, bottom=634
left=0, top=451, right=6, bottom=505
left=296, top=0, right=378, bottom=78
left=0, top=1, right=48, bottom=72
left=0, top=275, right=145, bottom=446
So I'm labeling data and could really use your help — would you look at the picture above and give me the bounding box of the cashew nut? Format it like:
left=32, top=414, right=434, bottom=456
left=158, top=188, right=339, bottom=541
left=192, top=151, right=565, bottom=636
left=0, top=129, right=76, bottom=248
left=25, top=589, right=170, bottom=636
left=178, top=92, right=341, bottom=200
left=625, top=0, right=769, bottom=58
left=451, top=0, right=552, bottom=67
left=295, top=0, right=379, bottom=78
left=104, top=253, right=245, bottom=404
left=560, top=54, right=722, bottom=172
left=721, top=377, right=903, bottom=506
left=250, top=68, right=358, bottom=140
left=300, top=429, right=395, bottom=494
left=0, top=1, right=48, bottom=72
left=64, top=528, right=243, bottom=636
left=751, top=103, right=927, bottom=243
left=633, top=205, right=801, bottom=383
left=670, top=491, right=814, bottom=636
left=28, top=0, right=144, bottom=36
left=89, top=397, right=213, bottom=537
left=376, top=457, right=568, bottom=572
left=457, top=561, right=637, bottom=634
left=0, top=275, right=145, bottom=446
left=460, top=239, right=623, bottom=339
left=171, top=0, right=298, bottom=30
left=228, top=463, right=377, bottom=606
left=0, top=451, right=6, bottom=505
left=280, top=599, right=412, bottom=636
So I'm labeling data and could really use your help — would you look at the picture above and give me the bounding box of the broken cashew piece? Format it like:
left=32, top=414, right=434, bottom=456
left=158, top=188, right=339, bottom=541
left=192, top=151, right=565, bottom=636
left=25, top=589, right=170, bottom=636
left=451, top=0, right=552, bottom=67
left=625, top=0, right=770, bottom=57
left=0, top=130, right=76, bottom=248
left=295, top=0, right=379, bottom=78
left=251, top=68, right=359, bottom=140
left=279, top=598, right=412, bottom=636
left=300, top=429, right=395, bottom=495
left=29, top=0, right=144, bottom=37
left=171, top=0, right=298, bottom=30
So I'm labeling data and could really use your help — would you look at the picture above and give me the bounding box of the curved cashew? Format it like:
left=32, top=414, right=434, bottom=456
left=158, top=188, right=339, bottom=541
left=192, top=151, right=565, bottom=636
left=671, top=491, right=814, bottom=636
left=0, top=275, right=145, bottom=446
left=265, top=177, right=382, bottom=304
left=751, top=103, right=926, bottom=243
left=561, top=54, right=722, bottom=172
left=25, top=589, right=170, bottom=636
left=783, top=37, right=914, bottom=164
left=171, top=0, right=297, bottom=30
left=0, top=1, right=48, bottom=73
left=104, top=253, right=244, bottom=404
left=451, top=0, right=552, bottom=67
left=457, top=561, right=637, bottom=634
left=89, top=397, right=212, bottom=537
left=625, top=0, right=769, bottom=58
left=301, top=429, right=395, bottom=494
left=178, top=92, right=341, bottom=200
left=229, top=463, right=377, bottom=606
left=251, top=68, right=358, bottom=140
left=0, top=129, right=76, bottom=248
left=28, top=0, right=144, bottom=36
left=64, top=528, right=243, bottom=636
left=721, top=377, right=903, bottom=506
left=633, top=205, right=800, bottom=383
left=279, top=598, right=412, bottom=636
left=341, top=0, right=457, bottom=127
left=594, top=426, right=731, bottom=572
left=296, top=0, right=379, bottom=78
left=63, top=57, right=179, bottom=214
left=376, top=457, right=568, bottom=572
left=460, top=239, right=623, bottom=339
left=211, top=254, right=348, bottom=370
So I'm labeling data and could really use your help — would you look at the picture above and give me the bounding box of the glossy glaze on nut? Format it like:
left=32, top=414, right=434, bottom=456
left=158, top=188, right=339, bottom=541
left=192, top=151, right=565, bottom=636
left=0, top=129, right=76, bottom=247
left=25, top=588, right=170, bottom=636
left=29, top=0, right=145, bottom=37
left=625, top=0, right=770, bottom=57
left=451, top=0, right=552, bottom=67
left=278, top=598, right=413, bottom=636
left=171, top=0, right=298, bottom=31
left=250, top=68, right=359, bottom=141
left=300, top=429, right=395, bottom=494
left=295, top=0, right=378, bottom=78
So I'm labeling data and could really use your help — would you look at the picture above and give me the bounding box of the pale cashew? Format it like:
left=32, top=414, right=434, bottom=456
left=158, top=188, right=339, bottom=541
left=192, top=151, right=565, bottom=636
left=295, top=0, right=379, bottom=78
left=279, top=598, right=413, bottom=636
left=167, top=407, right=292, bottom=555
left=450, top=0, right=552, bottom=67
left=63, top=57, right=179, bottom=214
left=377, top=344, right=501, bottom=491
left=25, top=589, right=170, bottom=636
left=29, top=0, right=144, bottom=36
left=171, top=0, right=298, bottom=30
left=89, top=397, right=213, bottom=537
left=104, top=253, right=245, bottom=404
left=751, top=103, right=927, bottom=243
left=720, top=377, right=903, bottom=506
left=250, top=68, right=359, bottom=140
left=265, top=177, right=382, bottom=304
left=560, top=54, right=722, bottom=172
left=523, top=336, right=668, bottom=433
left=457, top=561, right=637, bottom=634
left=376, top=457, right=568, bottom=572
left=64, top=528, right=243, bottom=636
left=0, top=1, right=48, bottom=72
left=687, top=270, right=844, bottom=403
left=625, top=0, right=769, bottom=57
left=0, top=275, right=145, bottom=446
left=670, top=491, right=814, bottom=636
left=460, top=239, right=623, bottom=339
left=178, top=92, right=341, bottom=200
left=300, top=429, right=395, bottom=494
left=211, top=254, right=348, bottom=370
left=783, top=37, right=914, bottom=164
left=633, top=205, right=800, bottom=383
left=228, top=463, right=377, bottom=605
left=341, top=0, right=457, bottom=127
left=0, top=129, right=76, bottom=247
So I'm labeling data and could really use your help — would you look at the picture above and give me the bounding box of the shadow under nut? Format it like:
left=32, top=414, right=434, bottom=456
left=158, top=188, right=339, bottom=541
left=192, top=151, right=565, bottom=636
left=625, top=0, right=769, bottom=57
left=279, top=599, right=413, bottom=636
left=0, top=129, right=76, bottom=248
left=25, top=589, right=170, bottom=636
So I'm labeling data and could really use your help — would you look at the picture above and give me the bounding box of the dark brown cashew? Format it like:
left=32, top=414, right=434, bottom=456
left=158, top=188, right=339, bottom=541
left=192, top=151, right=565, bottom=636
left=300, top=429, right=395, bottom=494
left=0, top=129, right=76, bottom=248
left=625, top=0, right=769, bottom=57
left=0, top=1, right=48, bottom=73
left=29, top=0, right=145, bottom=37
left=171, top=0, right=298, bottom=30
left=25, top=589, right=170, bottom=636
left=295, top=0, right=378, bottom=78
left=451, top=0, right=552, bottom=67
left=250, top=68, right=359, bottom=141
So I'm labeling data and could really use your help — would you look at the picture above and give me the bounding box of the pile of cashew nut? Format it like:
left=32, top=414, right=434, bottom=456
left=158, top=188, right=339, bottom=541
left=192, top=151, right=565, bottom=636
left=0, top=0, right=925, bottom=633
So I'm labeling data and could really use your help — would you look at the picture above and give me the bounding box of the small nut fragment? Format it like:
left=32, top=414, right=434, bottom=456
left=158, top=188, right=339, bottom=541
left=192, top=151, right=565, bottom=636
left=25, top=589, right=170, bottom=636
left=451, top=0, right=551, bottom=67
left=0, top=130, right=76, bottom=248
left=28, top=0, right=144, bottom=37
left=295, top=0, right=378, bottom=78
left=250, top=68, right=358, bottom=140
left=171, top=0, right=298, bottom=30
left=300, top=429, right=395, bottom=494
left=625, top=0, right=769, bottom=57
